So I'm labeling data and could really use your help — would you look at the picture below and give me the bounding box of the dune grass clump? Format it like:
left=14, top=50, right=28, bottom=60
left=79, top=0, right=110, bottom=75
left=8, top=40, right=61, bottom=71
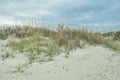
left=0, top=29, right=8, bottom=39
left=54, top=24, right=119, bottom=51
left=1, top=52, right=14, bottom=60
left=55, top=24, right=84, bottom=49
left=0, top=26, right=57, bottom=39
left=103, top=30, right=120, bottom=41
left=114, top=31, right=120, bottom=40
left=7, top=33, right=60, bottom=63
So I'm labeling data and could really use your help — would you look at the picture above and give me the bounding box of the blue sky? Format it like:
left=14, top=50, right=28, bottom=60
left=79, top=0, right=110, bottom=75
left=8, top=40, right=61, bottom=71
left=0, top=0, right=120, bottom=32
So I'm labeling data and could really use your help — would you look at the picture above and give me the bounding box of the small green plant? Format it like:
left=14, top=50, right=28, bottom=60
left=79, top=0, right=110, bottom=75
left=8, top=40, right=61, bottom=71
left=47, top=44, right=57, bottom=60
left=65, top=51, right=70, bottom=58
left=15, top=64, right=24, bottom=73
left=1, top=52, right=14, bottom=60
left=27, top=52, right=36, bottom=64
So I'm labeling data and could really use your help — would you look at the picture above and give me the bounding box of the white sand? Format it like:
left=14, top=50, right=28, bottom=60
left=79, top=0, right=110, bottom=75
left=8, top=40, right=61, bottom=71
left=0, top=45, right=120, bottom=80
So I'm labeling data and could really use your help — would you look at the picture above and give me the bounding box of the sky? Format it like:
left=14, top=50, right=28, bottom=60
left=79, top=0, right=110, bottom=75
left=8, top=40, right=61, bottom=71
left=0, top=0, right=120, bottom=32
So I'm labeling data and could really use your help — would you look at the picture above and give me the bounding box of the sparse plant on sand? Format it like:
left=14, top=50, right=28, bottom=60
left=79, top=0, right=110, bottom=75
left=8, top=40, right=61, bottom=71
left=15, top=64, right=24, bottom=73
left=1, top=52, right=14, bottom=60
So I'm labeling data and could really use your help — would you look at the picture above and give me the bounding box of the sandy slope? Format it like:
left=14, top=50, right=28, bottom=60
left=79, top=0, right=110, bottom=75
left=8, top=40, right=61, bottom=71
left=0, top=45, right=120, bottom=80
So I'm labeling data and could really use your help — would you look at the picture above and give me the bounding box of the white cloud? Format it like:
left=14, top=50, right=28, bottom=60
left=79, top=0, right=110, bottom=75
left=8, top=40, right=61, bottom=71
left=0, top=0, right=120, bottom=31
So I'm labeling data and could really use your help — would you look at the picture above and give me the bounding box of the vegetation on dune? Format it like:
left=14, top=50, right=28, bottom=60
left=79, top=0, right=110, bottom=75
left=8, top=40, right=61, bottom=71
left=114, top=31, right=120, bottom=40
left=103, top=30, right=120, bottom=40
left=7, top=33, right=59, bottom=63
left=54, top=24, right=119, bottom=50
left=0, top=24, right=119, bottom=63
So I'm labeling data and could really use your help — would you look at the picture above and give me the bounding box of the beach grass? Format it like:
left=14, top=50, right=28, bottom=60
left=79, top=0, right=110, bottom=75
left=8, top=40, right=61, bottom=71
left=0, top=24, right=119, bottom=63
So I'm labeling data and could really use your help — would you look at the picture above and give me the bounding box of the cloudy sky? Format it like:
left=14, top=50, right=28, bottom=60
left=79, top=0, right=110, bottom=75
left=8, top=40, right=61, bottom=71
left=0, top=0, right=120, bottom=31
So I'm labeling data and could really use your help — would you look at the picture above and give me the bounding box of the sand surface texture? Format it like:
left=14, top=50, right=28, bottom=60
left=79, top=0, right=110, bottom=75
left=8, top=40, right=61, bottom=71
left=0, top=44, right=120, bottom=80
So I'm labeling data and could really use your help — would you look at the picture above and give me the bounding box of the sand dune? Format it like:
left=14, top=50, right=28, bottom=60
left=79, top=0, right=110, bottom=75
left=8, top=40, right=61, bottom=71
left=0, top=45, right=120, bottom=80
